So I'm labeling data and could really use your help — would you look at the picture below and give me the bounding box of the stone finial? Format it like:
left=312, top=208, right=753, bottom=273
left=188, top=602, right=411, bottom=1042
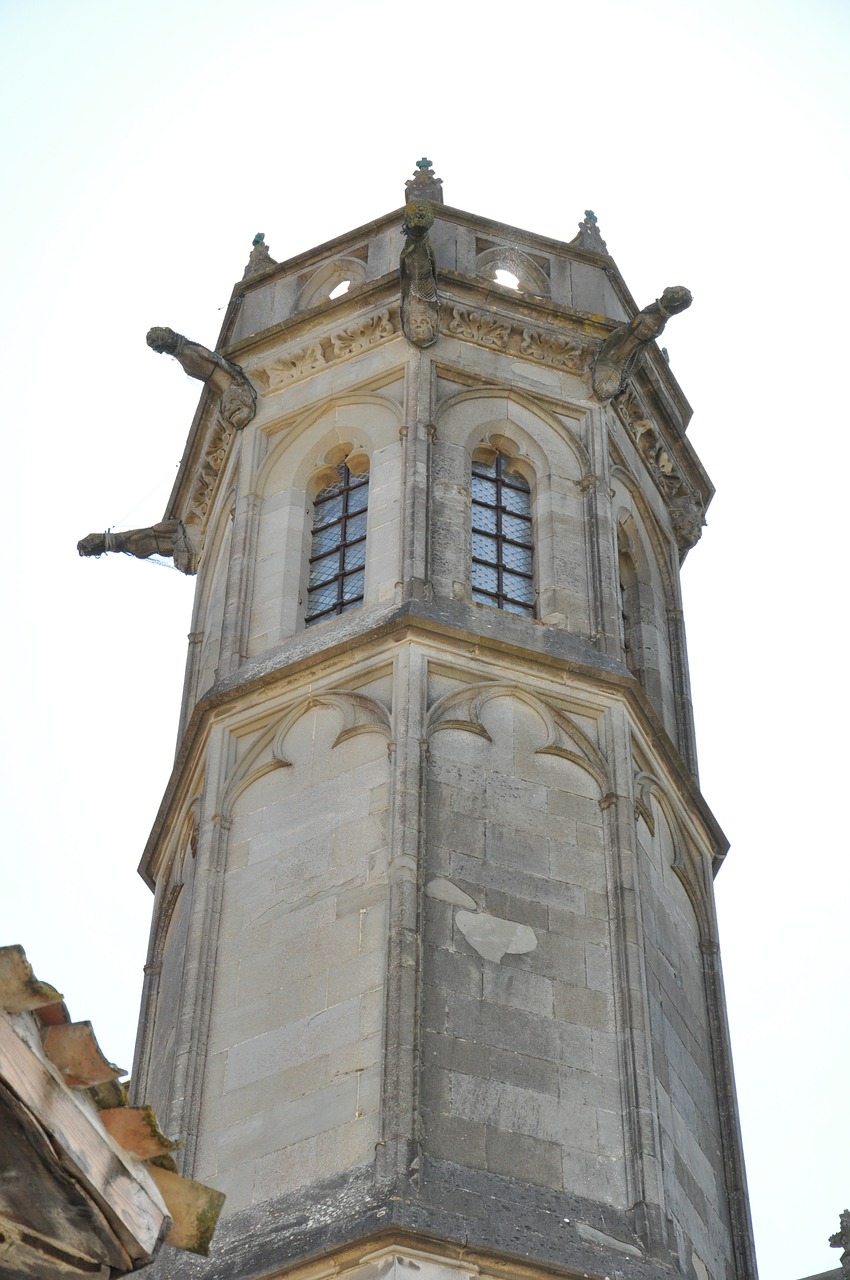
left=405, top=157, right=444, bottom=205
left=830, top=1211, right=850, bottom=1277
left=243, top=232, right=277, bottom=280
left=569, top=210, right=608, bottom=254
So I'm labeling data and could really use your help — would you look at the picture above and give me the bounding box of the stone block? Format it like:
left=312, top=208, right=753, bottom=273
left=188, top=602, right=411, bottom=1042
left=422, top=1108, right=487, bottom=1166
left=482, top=965, right=554, bottom=1018
left=326, top=949, right=385, bottom=1004
left=422, top=1030, right=491, bottom=1079
left=446, top=993, right=559, bottom=1061
left=553, top=982, right=614, bottom=1033
left=424, top=944, right=483, bottom=999
left=485, top=1126, right=563, bottom=1191
left=488, top=1047, right=559, bottom=1097
left=485, top=823, right=550, bottom=878
left=484, top=888, right=548, bottom=930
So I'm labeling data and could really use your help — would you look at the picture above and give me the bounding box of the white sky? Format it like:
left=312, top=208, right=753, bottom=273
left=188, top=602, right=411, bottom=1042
left=0, top=3, right=847, bottom=1277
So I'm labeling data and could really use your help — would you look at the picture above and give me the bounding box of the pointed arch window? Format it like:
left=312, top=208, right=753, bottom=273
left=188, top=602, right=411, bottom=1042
left=471, top=455, right=534, bottom=615
left=306, top=464, right=369, bottom=624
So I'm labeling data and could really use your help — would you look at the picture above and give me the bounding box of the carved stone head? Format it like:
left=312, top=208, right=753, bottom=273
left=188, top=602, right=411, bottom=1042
left=146, top=326, right=179, bottom=354
left=402, top=200, right=435, bottom=241
left=658, top=286, right=693, bottom=316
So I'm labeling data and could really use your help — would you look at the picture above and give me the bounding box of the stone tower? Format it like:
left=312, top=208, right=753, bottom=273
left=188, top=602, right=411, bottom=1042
left=79, top=164, right=756, bottom=1280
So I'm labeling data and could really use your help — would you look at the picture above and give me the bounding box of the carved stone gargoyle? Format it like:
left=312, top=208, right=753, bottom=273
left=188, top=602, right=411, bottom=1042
left=592, top=286, right=692, bottom=402
left=830, top=1210, right=850, bottom=1277
left=400, top=200, right=439, bottom=348
left=146, top=327, right=256, bottom=430
left=77, top=520, right=199, bottom=575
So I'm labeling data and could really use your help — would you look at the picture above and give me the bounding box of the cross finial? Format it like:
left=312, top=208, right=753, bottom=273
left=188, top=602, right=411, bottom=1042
left=405, top=158, right=443, bottom=205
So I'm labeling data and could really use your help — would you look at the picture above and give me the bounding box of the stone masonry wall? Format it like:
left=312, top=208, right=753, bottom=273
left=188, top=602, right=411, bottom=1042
left=190, top=702, right=391, bottom=1212
left=421, top=685, right=628, bottom=1208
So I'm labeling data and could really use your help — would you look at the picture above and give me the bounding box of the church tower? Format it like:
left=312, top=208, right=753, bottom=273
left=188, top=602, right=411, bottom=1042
left=79, top=163, right=756, bottom=1280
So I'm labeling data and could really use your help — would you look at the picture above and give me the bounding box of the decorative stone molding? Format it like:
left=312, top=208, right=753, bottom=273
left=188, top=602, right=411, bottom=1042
left=249, top=307, right=400, bottom=399
left=221, top=688, right=392, bottom=818
left=615, top=386, right=704, bottom=552
left=331, top=310, right=396, bottom=358
left=187, top=418, right=234, bottom=527
left=427, top=679, right=609, bottom=791
left=476, top=244, right=551, bottom=296
left=252, top=342, right=326, bottom=392
left=448, top=306, right=510, bottom=349
left=520, top=327, right=588, bottom=374
left=440, top=302, right=594, bottom=376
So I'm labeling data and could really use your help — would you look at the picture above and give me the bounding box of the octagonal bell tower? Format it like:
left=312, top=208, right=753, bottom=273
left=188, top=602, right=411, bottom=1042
left=79, top=163, right=756, bottom=1280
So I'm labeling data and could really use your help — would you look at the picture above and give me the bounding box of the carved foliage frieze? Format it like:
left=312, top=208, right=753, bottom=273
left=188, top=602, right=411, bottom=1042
left=331, top=310, right=395, bottom=358
left=252, top=343, right=326, bottom=392
left=187, top=419, right=234, bottom=526
left=441, top=302, right=593, bottom=377
left=448, top=307, right=511, bottom=349
left=249, top=307, right=399, bottom=399
left=520, top=328, right=588, bottom=375
left=616, top=387, right=705, bottom=552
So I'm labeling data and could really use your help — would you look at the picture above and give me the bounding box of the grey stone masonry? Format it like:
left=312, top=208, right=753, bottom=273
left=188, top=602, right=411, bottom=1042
left=114, top=190, right=756, bottom=1280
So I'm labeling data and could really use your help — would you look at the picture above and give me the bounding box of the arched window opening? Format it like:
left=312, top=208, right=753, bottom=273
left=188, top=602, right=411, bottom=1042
left=328, top=279, right=351, bottom=299
left=471, top=455, right=534, bottom=615
left=493, top=269, right=520, bottom=291
left=306, top=464, right=369, bottom=625
left=618, top=545, right=641, bottom=681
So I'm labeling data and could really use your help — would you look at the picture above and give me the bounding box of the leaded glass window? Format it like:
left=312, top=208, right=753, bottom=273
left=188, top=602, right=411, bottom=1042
left=471, top=455, right=534, bottom=615
left=305, top=464, right=369, bottom=625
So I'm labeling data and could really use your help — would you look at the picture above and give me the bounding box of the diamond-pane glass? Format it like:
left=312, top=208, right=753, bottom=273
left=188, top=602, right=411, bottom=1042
left=344, top=540, right=366, bottom=572
left=470, top=455, right=534, bottom=614
left=472, top=503, right=497, bottom=534
left=314, top=494, right=344, bottom=526
left=306, top=464, right=370, bottom=624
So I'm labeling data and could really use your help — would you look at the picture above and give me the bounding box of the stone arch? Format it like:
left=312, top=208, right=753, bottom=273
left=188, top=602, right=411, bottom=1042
left=296, top=256, right=367, bottom=311
left=427, top=680, right=609, bottom=792
left=222, top=690, right=391, bottom=819
left=247, top=395, right=403, bottom=650
left=432, top=389, right=589, bottom=627
left=257, top=393, right=401, bottom=496
left=476, top=245, right=551, bottom=297
left=634, top=770, right=711, bottom=941
left=612, top=485, right=676, bottom=733
left=436, top=386, right=588, bottom=477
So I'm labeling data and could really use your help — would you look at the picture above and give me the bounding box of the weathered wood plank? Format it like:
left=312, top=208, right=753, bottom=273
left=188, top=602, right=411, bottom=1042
left=0, top=1017, right=168, bottom=1262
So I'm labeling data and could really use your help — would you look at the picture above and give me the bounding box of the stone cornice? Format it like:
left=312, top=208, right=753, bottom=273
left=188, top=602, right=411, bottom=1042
left=138, top=600, right=728, bottom=888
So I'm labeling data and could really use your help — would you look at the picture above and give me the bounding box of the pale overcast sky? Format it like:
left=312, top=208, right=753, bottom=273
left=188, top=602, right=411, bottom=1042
left=0, top=3, right=847, bottom=1278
